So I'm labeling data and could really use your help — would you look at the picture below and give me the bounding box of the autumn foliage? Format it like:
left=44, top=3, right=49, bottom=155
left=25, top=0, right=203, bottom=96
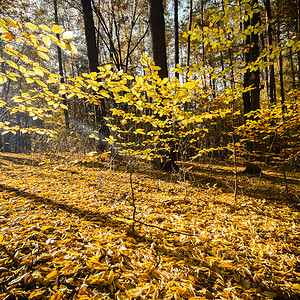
left=0, top=1, right=300, bottom=299
left=0, top=153, right=300, bottom=299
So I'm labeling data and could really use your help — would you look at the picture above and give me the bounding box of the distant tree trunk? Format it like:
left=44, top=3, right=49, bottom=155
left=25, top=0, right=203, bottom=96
left=54, top=0, right=69, bottom=129
left=289, top=47, right=296, bottom=90
left=186, top=0, right=193, bottom=70
left=297, top=0, right=300, bottom=87
left=261, top=32, right=269, bottom=98
left=147, top=0, right=168, bottom=79
left=276, top=14, right=285, bottom=106
left=81, top=0, right=109, bottom=138
left=249, top=0, right=260, bottom=111
left=265, top=0, right=276, bottom=104
left=174, top=0, right=179, bottom=79
left=243, top=17, right=251, bottom=118
left=279, top=49, right=285, bottom=105
left=201, top=0, right=206, bottom=86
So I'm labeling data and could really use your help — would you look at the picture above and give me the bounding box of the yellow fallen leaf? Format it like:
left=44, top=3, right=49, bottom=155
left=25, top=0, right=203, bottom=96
left=44, top=270, right=59, bottom=282
left=49, top=290, right=64, bottom=300
left=107, top=270, right=114, bottom=285
left=292, top=284, right=300, bottom=290
left=28, top=289, right=45, bottom=299
left=126, top=285, right=150, bottom=298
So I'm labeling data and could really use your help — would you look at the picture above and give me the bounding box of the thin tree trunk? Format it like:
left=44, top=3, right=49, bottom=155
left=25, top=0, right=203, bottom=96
left=186, top=0, right=193, bottom=70
left=277, top=14, right=285, bottom=106
left=265, top=0, right=276, bottom=103
left=201, top=0, right=206, bottom=86
left=174, top=0, right=179, bottom=79
left=279, top=49, right=285, bottom=105
left=250, top=0, right=260, bottom=111
left=261, top=32, right=269, bottom=99
left=289, top=47, right=296, bottom=90
left=54, top=0, right=70, bottom=129
left=243, top=17, right=251, bottom=117
left=297, top=0, right=300, bottom=87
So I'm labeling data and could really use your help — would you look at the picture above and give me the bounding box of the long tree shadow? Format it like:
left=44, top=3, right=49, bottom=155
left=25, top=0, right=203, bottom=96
left=128, top=162, right=300, bottom=211
left=0, top=183, right=127, bottom=232
left=0, top=154, right=41, bottom=166
left=187, top=166, right=299, bottom=208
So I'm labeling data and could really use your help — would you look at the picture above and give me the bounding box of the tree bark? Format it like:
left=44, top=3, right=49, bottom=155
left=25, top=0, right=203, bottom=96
left=186, top=0, right=193, bottom=71
left=148, top=0, right=178, bottom=171
left=265, top=0, right=276, bottom=104
left=54, top=0, right=70, bottom=129
left=249, top=0, right=260, bottom=111
left=174, top=0, right=179, bottom=79
left=276, top=12, right=285, bottom=106
left=147, top=0, right=168, bottom=79
left=243, top=17, right=251, bottom=117
left=81, top=0, right=109, bottom=138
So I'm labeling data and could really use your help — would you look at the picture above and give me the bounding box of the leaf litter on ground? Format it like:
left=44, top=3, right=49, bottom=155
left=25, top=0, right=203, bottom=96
left=0, top=152, right=299, bottom=299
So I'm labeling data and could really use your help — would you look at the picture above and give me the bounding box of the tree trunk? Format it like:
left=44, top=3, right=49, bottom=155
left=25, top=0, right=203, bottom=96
left=243, top=17, right=251, bottom=117
left=147, top=0, right=168, bottom=79
left=276, top=13, right=285, bottom=106
left=265, top=0, right=276, bottom=103
left=201, top=0, right=206, bottom=86
left=81, top=0, right=109, bottom=138
left=249, top=0, right=260, bottom=111
left=296, top=0, right=300, bottom=88
left=174, top=0, right=179, bottom=79
left=289, top=47, right=296, bottom=90
left=186, top=0, right=193, bottom=71
left=54, top=0, right=70, bottom=129
left=148, top=0, right=178, bottom=171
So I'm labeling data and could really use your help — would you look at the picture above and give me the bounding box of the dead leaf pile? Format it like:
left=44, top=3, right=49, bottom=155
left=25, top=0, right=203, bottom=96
left=0, top=153, right=299, bottom=299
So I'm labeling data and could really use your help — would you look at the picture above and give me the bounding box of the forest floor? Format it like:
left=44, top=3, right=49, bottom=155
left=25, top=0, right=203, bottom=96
left=0, top=152, right=299, bottom=300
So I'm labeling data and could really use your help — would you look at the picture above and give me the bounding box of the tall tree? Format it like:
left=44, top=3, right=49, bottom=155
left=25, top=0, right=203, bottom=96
left=147, top=0, right=178, bottom=171
left=264, top=0, right=276, bottom=103
left=54, top=0, right=70, bottom=129
left=186, top=0, right=193, bottom=70
left=174, top=0, right=179, bottom=79
left=243, top=0, right=260, bottom=118
left=147, top=0, right=168, bottom=79
left=81, top=0, right=109, bottom=138
left=249, top=0, right=260, bottom=111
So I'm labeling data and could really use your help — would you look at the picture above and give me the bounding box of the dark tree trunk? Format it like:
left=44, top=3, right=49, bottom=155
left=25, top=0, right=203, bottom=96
left=186, top=0, right=193, bottom=71
left=174, top=0, right=179, bottom=79
left=289, top=47, right=296, bottom=90
left=147, top=0, right=168, bottom=79
left=81, top=0, right=109, bottom=138
left=297, top=0, right=300, bottom=88
left=265, top=0, right=276, bottom=103
left=54, top=0, right=70, bottom=129
left=279, top=49, right=285, bottom=105
left=148, top=0, right=178, bottom=171
left=201, top=0, right=206, bottom=86
left=249, top=0, right=260, bottom=111
left=276, top=13, right=285, bottom=106
left=81, top=0, right=99, bottom=72
left=261, top=32, right=270, bottom=99
left=243, top=17, right=251, bottom=117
